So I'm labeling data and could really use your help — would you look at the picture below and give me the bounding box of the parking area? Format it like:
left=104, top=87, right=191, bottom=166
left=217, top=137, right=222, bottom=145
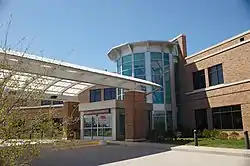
left=33, top=144, right=172, bottom=166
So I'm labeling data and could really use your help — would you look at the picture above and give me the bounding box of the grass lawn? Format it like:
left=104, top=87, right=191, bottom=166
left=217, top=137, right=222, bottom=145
left=161, top=138, right=246, bottom=149
left=187, top=139, right=246, bottom=149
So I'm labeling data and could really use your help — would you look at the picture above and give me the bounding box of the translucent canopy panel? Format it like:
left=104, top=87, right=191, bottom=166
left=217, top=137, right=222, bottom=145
left=0, top=69, right=94, bottom=97
left=0, top=49, right=161, bottom=101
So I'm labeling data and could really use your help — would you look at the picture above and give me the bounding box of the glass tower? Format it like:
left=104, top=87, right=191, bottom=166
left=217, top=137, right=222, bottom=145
left=108, top=41, right=178, bottom=131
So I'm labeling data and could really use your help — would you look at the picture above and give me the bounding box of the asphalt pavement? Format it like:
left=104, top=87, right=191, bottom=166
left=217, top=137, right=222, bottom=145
left=33, top=144, right=172, bottom=166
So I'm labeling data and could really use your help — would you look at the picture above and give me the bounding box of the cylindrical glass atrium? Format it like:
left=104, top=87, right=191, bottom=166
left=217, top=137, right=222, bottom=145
left=107, top=41, right=179, bottom=131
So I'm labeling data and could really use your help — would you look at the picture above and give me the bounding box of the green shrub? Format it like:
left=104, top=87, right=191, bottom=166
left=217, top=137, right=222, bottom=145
left=201, top=129, right=221, bottom=138
left=202, top=129, right=211, bottom=138
left=210, top=129, right=221, bottom=138
left=229, top=131, right=240, bottom=140
left=217, top=132, right=229, bottom=140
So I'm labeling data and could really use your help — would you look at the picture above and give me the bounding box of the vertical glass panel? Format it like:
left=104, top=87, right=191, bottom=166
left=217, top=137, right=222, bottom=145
left=134, top=68, right=145, bottom=76
left=232, top=112, right=243, bottom=129
left=152, top=92, right=164, bottom=104
left=165, top=80, right=171, bottom=104
left=84, top=116, right=92, bottom=128
left=122, top=54, right=132, bottom=63
left=134, top=53, right=145, bottom=61
left=122, top=62, right=132, bottom=70
left=151, top=52, right=162, bottom=60
left=134, top=60, right=145, bottom=69
left=122, top=69, right=132, bottom=76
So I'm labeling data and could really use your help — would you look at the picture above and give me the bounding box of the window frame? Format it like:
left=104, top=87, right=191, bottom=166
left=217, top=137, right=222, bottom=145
left=208, top=63, right=224, bottom=86
left=104, top=88, right=116, bottom=100
left=192, top=69, right=206, bottom=90
left=212, top=105, right=243, bottom=130
left=89, top=89, right=101, bottom=102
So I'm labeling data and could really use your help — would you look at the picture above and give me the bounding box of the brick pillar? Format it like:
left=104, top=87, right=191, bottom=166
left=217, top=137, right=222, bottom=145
left=241, top=104, right=250, bottom=132
left=124, top=90, right=148, bottom=141
left=63, top=101, right=80, bottom=139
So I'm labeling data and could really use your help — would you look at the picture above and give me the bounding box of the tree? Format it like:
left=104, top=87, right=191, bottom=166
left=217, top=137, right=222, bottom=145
left=0, top=19, right=66, bottom=166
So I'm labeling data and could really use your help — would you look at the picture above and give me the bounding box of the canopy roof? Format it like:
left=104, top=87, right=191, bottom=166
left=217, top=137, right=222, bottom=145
left=0, top=49, right=160, bottom=101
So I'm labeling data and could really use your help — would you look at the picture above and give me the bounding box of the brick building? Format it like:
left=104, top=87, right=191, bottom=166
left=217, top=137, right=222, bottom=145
left=4, top=29, right=250, bottom=141
left=178, top=30, right=250, bottom=133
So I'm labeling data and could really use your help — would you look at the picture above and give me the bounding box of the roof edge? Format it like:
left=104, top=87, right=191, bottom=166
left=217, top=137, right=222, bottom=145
left=186, top=29, right=250, bottom=60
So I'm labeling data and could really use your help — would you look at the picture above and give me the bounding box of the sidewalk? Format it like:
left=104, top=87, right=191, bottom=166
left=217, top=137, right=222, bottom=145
left=171, top=145, right=250, bottom=157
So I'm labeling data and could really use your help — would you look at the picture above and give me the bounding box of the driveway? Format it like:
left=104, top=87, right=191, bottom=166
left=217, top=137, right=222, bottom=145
left=33, top=144, right=172, bottom=166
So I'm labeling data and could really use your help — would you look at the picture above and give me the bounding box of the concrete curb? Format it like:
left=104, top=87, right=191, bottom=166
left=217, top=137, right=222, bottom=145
left=171, top=145, right=250, bottom=158
left=107, top=141, right=175, bottom=149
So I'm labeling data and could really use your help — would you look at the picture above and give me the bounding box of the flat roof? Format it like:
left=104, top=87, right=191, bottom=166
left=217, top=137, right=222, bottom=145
left=0, top=49, right=160, bottom=102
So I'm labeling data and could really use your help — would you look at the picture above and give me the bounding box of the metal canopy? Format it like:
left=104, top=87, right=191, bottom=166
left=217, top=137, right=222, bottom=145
left=0, top=50, right=160, bottom=101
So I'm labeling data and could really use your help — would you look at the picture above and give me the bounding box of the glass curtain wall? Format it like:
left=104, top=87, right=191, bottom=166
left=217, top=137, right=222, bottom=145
left=151, top=52, right=164, bottom=104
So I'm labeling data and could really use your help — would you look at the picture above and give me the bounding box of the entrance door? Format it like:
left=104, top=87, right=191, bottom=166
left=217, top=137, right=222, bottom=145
left=195, top=109, right=208, bottom=131
left=83, top=114, right=112, bottom=140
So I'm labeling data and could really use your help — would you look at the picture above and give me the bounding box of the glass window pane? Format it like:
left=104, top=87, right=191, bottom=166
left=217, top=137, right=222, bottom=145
left=122, top=69, right=132, bottom=76
left=84, top=129, right=92, bottom=136
left=84, top=116, right=92, bottom=128
left=98, top=128, right=112, bottom=137
left=134, top=53, right=145, bottom=61
left=134, top=68, right=145, bottom=76
left=213, top=113, right=221, bottom=129
left=151, top=52, right=162, bottom=60
left=104, top=88, right=116, bottom=100
left=122, top=55, right=132, bottom=63
left=117, top=58, right=121, bottom=67
left=122, top=62, right=132, bottom=70
left=221, top=112, right=233, bottom=129
left=164, top=53, right=169, bottom=61
left=232, top=112, right=243, bottom=129
left=232, top=105, right=241, bottom=111
left=92, top=116, right=98, bottom=128
left=151, top=60, right=162, bottom=68
left=135, top=75, right=146, bottom=80
left=218, top=69, right=224, bottom=84
left=134, top=60, right=145, bottom=69
left=151, top=67, right=162, bottom=75
left=153, top=92, right=164, bottom=104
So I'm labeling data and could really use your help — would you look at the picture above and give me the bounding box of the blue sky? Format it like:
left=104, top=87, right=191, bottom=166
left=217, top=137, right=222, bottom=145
left=0, top=0, right=249, bottom=71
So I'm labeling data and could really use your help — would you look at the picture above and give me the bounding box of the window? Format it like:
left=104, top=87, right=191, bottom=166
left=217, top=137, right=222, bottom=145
left=212, top=105, right=243, bottom=130
left=121, top=54, right=132, bottom=76
left=53, top=100, right=63, bottom=105
left=240, top=37, right=244, bottom=42
left=41, top=100, right=63, bottom=105
left=208, top=64, right=224, bottom=86
left=134, top=53, right=145, bottom=79
left=104, top=88, right=116, bottom=100
left=192, top=70, right=206, bottom=90
left=90, top=89, right=101, bottom=102
left=151, top=52, right=164, bottom=104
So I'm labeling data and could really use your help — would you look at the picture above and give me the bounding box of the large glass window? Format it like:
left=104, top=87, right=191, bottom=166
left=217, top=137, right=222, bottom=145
left=212, top=105, right=243, bottom=130
left=134, top=53, right=145, bottom=79
left=192, top=69, right=206, bottom=90
left=104, top=88, right=116, bottom=100
left=83, top=114, right=112, bottom=138
left=116, top=58, right=122, bottom=74
left=121, top=54, right=132, bottom=76
left=90, top=89, right=101, bottom=102
left=151, top=52, right=164, bottom=104
left=208, top=64, right=224, bottom=86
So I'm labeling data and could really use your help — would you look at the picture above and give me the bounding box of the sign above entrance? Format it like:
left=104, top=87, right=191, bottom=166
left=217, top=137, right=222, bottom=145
left=99, top=115, right=107, bottom=125
left=83, top=109, right=111, bottom=115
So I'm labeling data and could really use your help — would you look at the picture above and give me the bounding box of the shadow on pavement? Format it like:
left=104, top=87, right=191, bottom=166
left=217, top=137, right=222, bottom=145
left=33, top=143, right=175, bottom=166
